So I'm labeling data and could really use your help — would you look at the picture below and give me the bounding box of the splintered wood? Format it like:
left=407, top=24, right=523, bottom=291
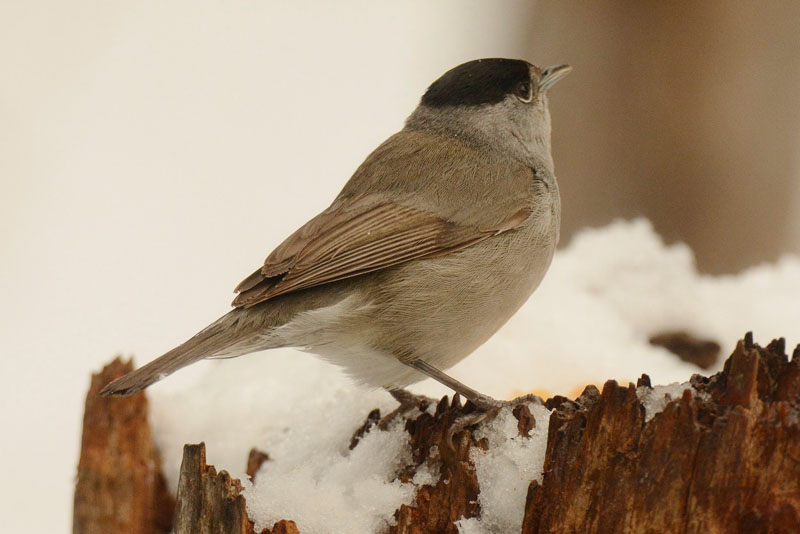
left=522, top=335, right=800, bottom=533
left=75, top=336, right=800, bottom=533
left=73, top=358, right=173, bottom=534
left=173, top=443, right=297, bottom=534
left=388, top=395, right=485, bottom=534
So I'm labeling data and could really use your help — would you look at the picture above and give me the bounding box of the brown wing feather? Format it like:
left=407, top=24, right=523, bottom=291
left=232, top=198, right=530, bottom=309
left=232, top=128, right=539, bottom=309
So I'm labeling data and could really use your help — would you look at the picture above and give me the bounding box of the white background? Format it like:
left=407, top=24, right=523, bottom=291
left=0, top=2, right=536, bottom=531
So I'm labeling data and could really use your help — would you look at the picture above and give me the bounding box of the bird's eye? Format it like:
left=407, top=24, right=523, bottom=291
left=515, top=81, right=533, bottom=103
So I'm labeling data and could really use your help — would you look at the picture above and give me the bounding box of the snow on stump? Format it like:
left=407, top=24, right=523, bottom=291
left=74, top=336, right=800, bottom=533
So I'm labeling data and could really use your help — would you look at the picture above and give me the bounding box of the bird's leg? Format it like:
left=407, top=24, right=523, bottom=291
left=408, top=360, right=504, bottom=410
left=404, top=360, right=508, bottom=446
left=378, top=388, right=434, bottom=429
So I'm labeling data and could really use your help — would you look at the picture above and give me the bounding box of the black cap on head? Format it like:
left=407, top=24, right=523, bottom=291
left=421, top=58, right=533, bottom=108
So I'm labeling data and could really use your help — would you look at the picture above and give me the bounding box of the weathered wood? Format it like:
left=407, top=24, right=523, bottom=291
left=246, top=448, right=270, bottom=482
left=73, top=358, right=173, bottom=534
left=174, top=443, right=251, bottom=534
left=521, top=335, right=800, bottom=534
left=174, top=443, right=299, bottom=534
left=388, top=395, right=486, bottom=534
left=267, top=520, right=300, bottom=534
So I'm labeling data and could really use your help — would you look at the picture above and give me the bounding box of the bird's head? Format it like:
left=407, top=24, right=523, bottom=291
left=406, top=58, right=571, bottom=168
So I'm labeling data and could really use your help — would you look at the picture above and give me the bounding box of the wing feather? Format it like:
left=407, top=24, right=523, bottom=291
left=231, top=199, right=523, bottom=308
left=231, top=130, right=538, bottom=308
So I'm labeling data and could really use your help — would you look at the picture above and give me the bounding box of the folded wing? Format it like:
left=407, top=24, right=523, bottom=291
left=232, top=194, right=530, bottom=308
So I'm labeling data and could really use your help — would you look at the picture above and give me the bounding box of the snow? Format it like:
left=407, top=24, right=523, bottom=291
left=457, top=402, right=552, bottom=534
left=149, top=353, right=417, bottom=534
left=245, top=417, right=414, bottom=533
left=411, top=446, right=441, bottom=486
left=142, top=218, right=800, bottom=534
left=637, top=382, right=694, bottom=422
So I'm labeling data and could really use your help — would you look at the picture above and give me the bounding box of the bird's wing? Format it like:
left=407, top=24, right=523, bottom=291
left=232, top=193, right=531, bottom=308
left=232, top=130, right=539, bottom=308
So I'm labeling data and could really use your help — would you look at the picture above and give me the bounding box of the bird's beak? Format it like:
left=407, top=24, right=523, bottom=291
left=539, top=64, right=572, bottom=92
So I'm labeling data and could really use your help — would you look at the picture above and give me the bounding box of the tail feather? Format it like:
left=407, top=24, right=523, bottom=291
left=98, top=282, right=350, bottom=396
left=99, top=312, right=243, bottom=396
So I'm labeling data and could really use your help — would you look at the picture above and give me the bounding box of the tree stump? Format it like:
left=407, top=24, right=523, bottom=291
left=73, top=358, right=173, bottom=534
left=522, top=335, right=800, bottom=533
left=75, top=336, right=800, bottom=533
left=174, top=443, right=298, bottom=534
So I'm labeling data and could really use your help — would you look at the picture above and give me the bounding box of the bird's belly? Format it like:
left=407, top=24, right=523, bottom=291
left=356, top=222, right=558, bottom=383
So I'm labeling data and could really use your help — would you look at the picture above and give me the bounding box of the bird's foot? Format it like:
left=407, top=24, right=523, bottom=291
left=446, top=393, right=543, bottom=448
left=379, top=388, right=435, bottom=429
left=446, top=394, right=503, bottom=447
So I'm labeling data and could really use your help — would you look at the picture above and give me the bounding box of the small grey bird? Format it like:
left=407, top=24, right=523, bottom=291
left=100, top=58, right=571, bottom=410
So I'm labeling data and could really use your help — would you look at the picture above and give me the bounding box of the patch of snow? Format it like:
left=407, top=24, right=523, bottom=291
left=411, top=447, right=440, bottom=486
left=637, top=382, right=693, bottom=421
left=148, top=352, right=412, bottom=534
left=456, top=517, right=487, bottom=534
left=457, top=402, right=551, bottom=534
left=245, top=417, right=414, bottom=534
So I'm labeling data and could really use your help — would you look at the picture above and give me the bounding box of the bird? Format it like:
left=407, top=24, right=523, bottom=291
left=100, top=58, right=571, bottom=413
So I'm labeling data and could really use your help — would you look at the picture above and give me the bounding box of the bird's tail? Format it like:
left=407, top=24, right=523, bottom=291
left=99, top=310, right=246, bottom=396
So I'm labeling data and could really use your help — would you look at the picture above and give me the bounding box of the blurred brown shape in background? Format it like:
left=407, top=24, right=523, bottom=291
left=526, top=1, right=800, bottom=273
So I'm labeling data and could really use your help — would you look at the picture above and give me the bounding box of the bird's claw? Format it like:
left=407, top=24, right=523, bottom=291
left=444, top=394, right=544, bottom=448
left=445, top=394, right=506, bottom=448
left=379, top=389, right=434, bottom=429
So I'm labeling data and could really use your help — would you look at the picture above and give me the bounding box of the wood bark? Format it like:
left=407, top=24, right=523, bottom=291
left=522, top=335, right=800, bottom=534
left=75, top=336, right=800, bottom=533
left=173, top=442, right=298, bottom=534
left=73, top=358, right=174, bottom=534
left=388, top=395, right=486, bottom=534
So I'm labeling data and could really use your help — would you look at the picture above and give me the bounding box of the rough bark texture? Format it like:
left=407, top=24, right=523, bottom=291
left=174, top=443, right=251, bottom=534
left=173, top=442, right=299, bottom=534
left=383, top=396, right=540, bottom=534
left=522, top=335, right=800, bottom=534
left=73, top=358, right=174, bottom=534
left=388, top=395, right=484, bottom=534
